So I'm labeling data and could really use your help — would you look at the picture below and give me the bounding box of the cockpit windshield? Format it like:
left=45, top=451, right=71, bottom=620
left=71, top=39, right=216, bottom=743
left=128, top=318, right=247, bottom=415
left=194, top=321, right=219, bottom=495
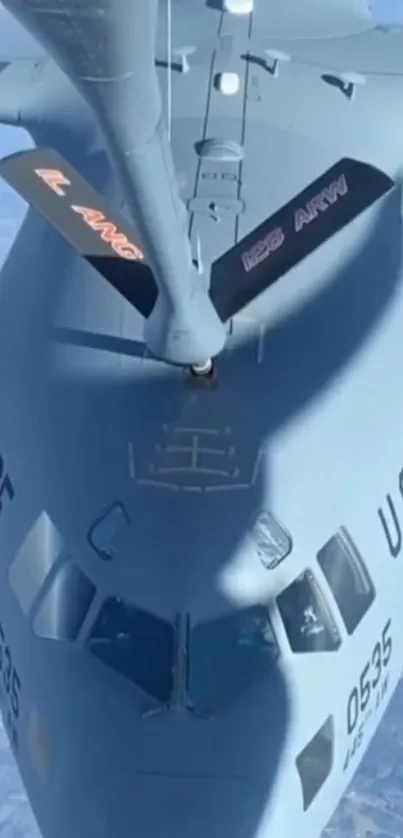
left=87, top=599, right=279, bottom=709
left=188, top=605, right=279, bottom=711
left=87, top=597, right=175, bottom=703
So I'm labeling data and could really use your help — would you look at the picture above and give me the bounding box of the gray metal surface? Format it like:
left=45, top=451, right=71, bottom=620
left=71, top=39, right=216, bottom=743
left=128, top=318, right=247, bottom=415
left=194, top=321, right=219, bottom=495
left=0, top=2, right=402, bottom=838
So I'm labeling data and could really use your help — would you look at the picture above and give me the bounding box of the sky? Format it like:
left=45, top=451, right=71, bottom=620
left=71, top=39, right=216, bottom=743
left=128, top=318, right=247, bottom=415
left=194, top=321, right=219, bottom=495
left=1, top=0, right=403, bottom=836
left=371, top=0, right=403, bottom=24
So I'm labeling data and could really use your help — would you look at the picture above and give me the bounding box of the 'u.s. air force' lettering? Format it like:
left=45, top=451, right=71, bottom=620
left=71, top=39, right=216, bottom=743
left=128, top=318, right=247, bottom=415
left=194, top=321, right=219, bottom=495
left=0, top=618, right=21, bottom=753
left=209, top=158, right=394, bottom=321
left=241, top=174, right=348, bottom=273
left=0, top=452, right=14, bottom=520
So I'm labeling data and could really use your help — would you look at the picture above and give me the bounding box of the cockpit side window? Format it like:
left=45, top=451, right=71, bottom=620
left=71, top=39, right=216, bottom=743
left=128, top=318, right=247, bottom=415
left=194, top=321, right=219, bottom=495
left=9, top=511, right=63, bottom=617
left=188, top=605, right=279, bottom=711
left=33, top=562, right=96, bottom=641
left=296, top=715, right=334, bottom=811
left=251, top=510, right=293, bottom=570
left=87, top=597, right=175, bottom=703
left=317, top=527, right=375, bottom=635
left=88, top=502, right=129, bottom=561
left=277, top=570, right=341, bottom=653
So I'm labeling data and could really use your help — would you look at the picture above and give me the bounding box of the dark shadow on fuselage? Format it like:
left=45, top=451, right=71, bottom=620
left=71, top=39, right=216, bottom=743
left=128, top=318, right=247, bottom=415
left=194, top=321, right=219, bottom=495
left=52, top=327, right=147, bottom=361
left=0, top=125, right=290, bottom=837
left=47, top=175, right=402, bottom=838
left=205, top=0, right=224, bottom=10
left=0, top=114, right=401, bottom=838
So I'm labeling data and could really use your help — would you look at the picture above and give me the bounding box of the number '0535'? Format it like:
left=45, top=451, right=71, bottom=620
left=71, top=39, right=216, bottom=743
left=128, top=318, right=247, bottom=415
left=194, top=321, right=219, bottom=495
left=347, top=619, right=392, bottom=735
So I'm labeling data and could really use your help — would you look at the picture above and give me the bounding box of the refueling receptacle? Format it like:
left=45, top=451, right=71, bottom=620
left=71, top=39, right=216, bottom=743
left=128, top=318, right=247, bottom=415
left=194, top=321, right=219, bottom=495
left=185, top=358, right=217, bottom=389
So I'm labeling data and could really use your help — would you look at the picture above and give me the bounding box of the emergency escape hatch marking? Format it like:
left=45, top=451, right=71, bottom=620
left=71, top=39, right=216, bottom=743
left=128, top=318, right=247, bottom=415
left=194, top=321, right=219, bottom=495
left=128, top=314, right=268, bottom=491
left=129, top=425, right=265, bottom=491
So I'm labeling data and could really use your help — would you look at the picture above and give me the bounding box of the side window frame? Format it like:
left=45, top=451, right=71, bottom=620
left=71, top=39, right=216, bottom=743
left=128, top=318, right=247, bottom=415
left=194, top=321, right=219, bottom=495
left=296, top=715, right=334, bottom=810
left=32, top=562, right=96, bottom=642
left=8, top=510, right=63, bottom=617
left=87, top=501, right=129, bottom=561
left=317, top=527, right=376, bottom=635
left=276, top=570, right=342, bottom=654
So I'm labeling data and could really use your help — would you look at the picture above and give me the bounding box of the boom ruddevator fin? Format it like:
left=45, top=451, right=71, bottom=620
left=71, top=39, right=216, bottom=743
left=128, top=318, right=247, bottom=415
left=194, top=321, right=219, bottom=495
left=0, top=146, right=158, bottom=318
left=1, top=148, right=395, bottom=331
left=210, top=157, right=395, bottom=322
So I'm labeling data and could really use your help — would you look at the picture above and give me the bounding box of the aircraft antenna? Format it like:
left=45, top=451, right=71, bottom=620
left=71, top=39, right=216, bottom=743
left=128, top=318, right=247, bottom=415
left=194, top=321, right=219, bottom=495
left=167, top=0, right=173, bottom=142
